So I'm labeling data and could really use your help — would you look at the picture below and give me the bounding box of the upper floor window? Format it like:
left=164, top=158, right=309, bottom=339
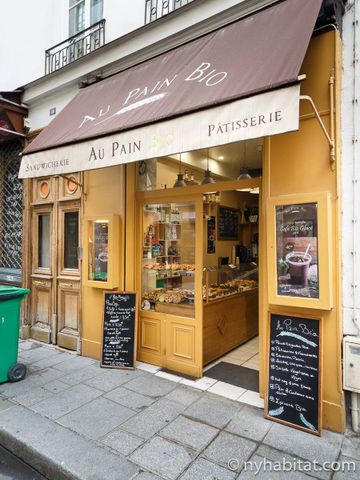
left=69, top=0, right=103, bottom=36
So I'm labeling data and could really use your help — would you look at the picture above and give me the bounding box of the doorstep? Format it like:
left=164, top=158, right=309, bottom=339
left=136, top=362, right=264, bottom=408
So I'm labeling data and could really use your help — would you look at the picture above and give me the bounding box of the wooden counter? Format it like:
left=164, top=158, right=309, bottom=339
left=203, top=288, right=258, bottom=365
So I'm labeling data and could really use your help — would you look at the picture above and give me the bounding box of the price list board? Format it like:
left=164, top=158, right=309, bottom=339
left=101, top=292, right=137, bottom=369
left=218, top=206, right=239, bottom=240
left=265, top=313, right=322, bottom=435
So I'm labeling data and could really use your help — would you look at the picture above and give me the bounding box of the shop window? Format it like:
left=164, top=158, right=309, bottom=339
left=38, top=214, right=51, bottom=269
left=64, top=211, right=79, bottom=269
left=141, top=202, right=196, bottom=318
left=0, top=142, right=23, bottom=284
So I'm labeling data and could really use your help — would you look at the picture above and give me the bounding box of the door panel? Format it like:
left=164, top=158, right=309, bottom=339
left=29, top=176, right=82, bottom=351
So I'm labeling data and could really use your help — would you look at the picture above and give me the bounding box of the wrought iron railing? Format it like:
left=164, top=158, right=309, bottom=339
left=145, top=0, right=195, bottom=24
left=45, top=19, right=105, bottom=75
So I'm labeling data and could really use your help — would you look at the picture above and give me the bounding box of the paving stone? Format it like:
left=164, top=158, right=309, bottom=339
left=130, top=436, right=195, bottom=480
left=202, top=431, right=256, bottom=472
left=184, top=394, right=240, bottom=429
left=52, top=355, right=97, bottom=372
left=18, top=340, right=39, bottom=351
left=237, top=453, right=314, bottom=479
left=30, top=384, right=102, bottom=419
left=59, top=364, right=104, bottom=386
left=18, top=347, right=60, bottom=364
left=165, top=385, right=202, bottom=407
left=0, top=405, right=139, bottom=480
left=122, top=398, right=184, bottom=439
left=85, top=368, right=144, bottom=392
left=342, top=435, right=360, bottom=461
left=58, top=397, right=135, bottom=439
left=0, top=375, right=44, bottom=398
left=160, top=415, right=219, bottom=451
left=0, top=397, right=15, bottom=412
left=180, top=457, right=237, bottom=480
left=124, top=374, right=177, bottom=398
left=134, top=472, right=162, bottom=480
left=263, top=422, right=343, bottom=465
left=42, top=380, right=69, bottom=394
left=254, top=445, right=330, bottom=480
left=101, top=429, right=144, bottom=456
left=30, top=366, right=69, bottom=383
left=105, top=386, right=154, bottom=411
left=226, top=406, right=272, bottom=441
left=333, top=455, right=360, bottom=480
left=12, top=387, right=54, bottom=407
left=31, top=352, right=76, bottom=370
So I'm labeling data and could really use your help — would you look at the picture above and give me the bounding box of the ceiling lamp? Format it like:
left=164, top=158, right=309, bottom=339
left=201, top=150, right=215, bottom=185
left=173, top=154, right=186, bottom=187
left=237, top=167, right=252, bottom=180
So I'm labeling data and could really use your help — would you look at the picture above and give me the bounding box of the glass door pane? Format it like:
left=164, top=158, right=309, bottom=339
left=141, top=202, right=196, bottom=318
left=38, top=214, right=51, bottom=268
left=64, top=211, right=79, bottom=269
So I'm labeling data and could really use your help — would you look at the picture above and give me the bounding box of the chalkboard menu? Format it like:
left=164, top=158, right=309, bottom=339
left=101, top=292, right=137, bottom=369
left=266, top=313, right=322, bottom=435
left=218, top=206, right=239, bottom=240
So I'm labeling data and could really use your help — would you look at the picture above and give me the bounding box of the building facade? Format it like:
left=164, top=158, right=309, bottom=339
left=3, top=0, right=357, bottom=433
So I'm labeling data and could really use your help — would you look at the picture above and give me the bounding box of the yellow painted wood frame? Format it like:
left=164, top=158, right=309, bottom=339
left=135, top=178, right=262, bottom=377
left=264, top=309, right=323, bottom=436
left=267, top=192, right=332, bottom=310
left=83, top=214, right=120, bottom=289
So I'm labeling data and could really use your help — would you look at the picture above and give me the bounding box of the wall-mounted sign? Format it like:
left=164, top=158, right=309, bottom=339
left=101, top=292, right=137, bottom=369
left=265, top=312, right=322, bottom=435
left=267, top=193, right=332, bottom=310
left=218, top=206, right=239, bottom=240
left=276, top=202, right=318, bottom=299
left=207, top=216, right=216, bottom=253
left=88, top=219, right=109, bottom=282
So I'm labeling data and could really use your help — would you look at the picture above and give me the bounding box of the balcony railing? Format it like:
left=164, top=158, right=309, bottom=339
left=145, top=0, right=195, bottom=24
left=45, top=19, right=105, bottom=75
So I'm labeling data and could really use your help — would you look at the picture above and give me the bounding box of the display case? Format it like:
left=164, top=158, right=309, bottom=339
left=84, top=215, right=120, bottom=289
left=203, top=263, right=258, bottom=302
left=141, top=202, right=196, bottom=318
left=202, top=263, right=259, bottom=365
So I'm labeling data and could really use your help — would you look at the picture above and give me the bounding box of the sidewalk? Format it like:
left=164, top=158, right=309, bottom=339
left=0, top=340, right=359, bottom=480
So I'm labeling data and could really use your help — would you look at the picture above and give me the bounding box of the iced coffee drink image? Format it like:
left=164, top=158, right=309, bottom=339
left=285, top=249, right=312, bottom=286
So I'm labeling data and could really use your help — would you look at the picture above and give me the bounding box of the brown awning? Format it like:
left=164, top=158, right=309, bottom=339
left=24, top=0, right=321, bottom=156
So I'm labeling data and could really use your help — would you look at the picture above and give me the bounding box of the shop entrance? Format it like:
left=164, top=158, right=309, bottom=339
left=202, top=188, right=260, bottom=393
left=28, top=174, right=82, bottom=351
left=136, top=140, right=262, bottom=383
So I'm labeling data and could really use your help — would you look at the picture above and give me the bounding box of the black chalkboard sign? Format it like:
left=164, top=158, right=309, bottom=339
left=218, top=206, right=239, bottom=240
left=101, top=292, right=137, bottom=369
left=265, top=313, right=322, bottom=435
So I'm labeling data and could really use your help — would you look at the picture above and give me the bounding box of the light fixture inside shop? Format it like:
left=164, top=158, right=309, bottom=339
left=201, top=150, right=215, bottom=185
left=173, top=154, right=186, bottom=188
left=237, top=167, right=252, bottom=180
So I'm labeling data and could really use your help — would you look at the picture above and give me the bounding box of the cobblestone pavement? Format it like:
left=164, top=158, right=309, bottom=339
left=0, top=340, right=359, bottom=480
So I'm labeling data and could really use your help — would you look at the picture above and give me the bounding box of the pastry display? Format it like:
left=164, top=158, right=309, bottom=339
left=203, top=278, right=258, bottom=301
left=144, top=263, right=195, bottom=271
left=142, top=288, right=194, bottom=307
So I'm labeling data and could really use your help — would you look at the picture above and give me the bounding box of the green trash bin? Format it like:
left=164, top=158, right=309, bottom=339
left=0, top=286, right=30, bottom=384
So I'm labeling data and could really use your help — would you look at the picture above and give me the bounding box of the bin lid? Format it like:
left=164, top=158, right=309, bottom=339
left=0, top=285, right=30, bottom=299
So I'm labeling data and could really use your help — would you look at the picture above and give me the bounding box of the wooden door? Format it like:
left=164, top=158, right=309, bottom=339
left=29, top=175, right=82, bottom=351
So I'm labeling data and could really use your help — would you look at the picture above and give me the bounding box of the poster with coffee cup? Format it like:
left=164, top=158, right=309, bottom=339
left=276, top=203, right=319, bottom=299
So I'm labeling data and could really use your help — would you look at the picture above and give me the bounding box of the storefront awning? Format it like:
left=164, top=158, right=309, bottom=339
left=20, top=0, right=322, bottom=179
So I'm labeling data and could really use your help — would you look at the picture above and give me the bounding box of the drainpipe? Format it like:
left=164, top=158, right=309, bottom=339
left=351, top=392, right=359, bottom=433
left=350, top=0, right=360, bottom=432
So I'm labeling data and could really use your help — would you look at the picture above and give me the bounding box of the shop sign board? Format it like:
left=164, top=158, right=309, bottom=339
left=275, top=202, right=319, bottom=299
left=265, top=312, right=322, bottom=435
left=267, top=193, right=332, bottom=310
left=19, top=85, right=300, bottom=178
left=101, top=292, right=137, bottom=369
